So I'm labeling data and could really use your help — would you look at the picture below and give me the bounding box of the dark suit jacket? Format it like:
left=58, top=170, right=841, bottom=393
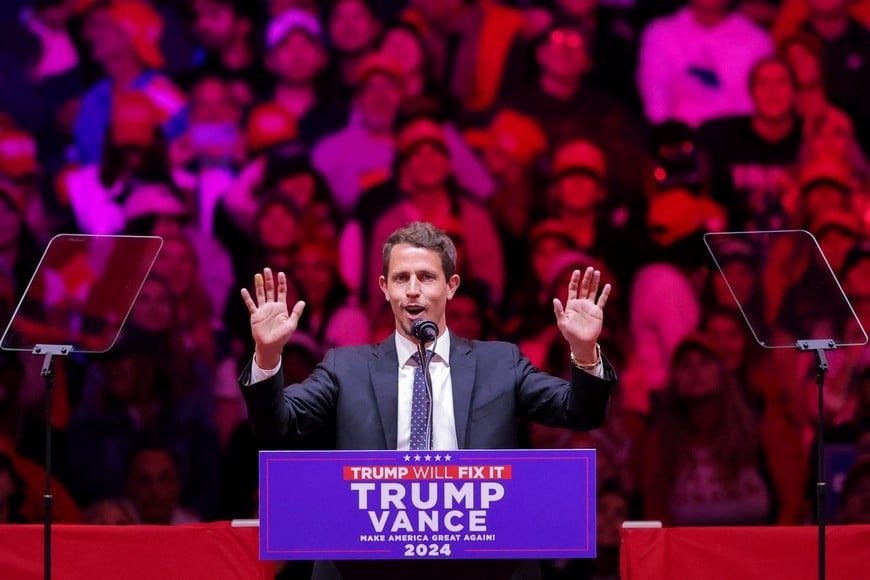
left=240, top=332, right=616, bottom=580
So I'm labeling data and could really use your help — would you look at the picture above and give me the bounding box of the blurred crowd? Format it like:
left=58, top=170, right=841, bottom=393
left=1, top=0, right=870, bottom=576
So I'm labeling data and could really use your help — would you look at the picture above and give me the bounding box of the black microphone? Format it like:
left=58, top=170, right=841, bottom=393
left=412, top=319, right=439, bottom=343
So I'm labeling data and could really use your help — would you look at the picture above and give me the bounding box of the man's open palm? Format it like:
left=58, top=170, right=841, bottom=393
left=240, top=268, right=305, bottom=367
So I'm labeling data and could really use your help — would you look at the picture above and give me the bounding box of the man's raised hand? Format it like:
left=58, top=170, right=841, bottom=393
left=240, top=268, right=305, bottom=369
left=552, top=267, right=611, bottom=364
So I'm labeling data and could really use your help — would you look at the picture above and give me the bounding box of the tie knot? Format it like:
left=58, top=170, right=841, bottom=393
left=411, top=350, right=434, bottom=366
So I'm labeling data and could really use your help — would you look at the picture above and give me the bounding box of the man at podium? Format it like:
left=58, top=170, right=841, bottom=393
left=238, top=221, right=617, bottom=580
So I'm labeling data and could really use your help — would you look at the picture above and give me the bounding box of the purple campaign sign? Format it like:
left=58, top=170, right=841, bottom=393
left=259, top=449, right=596, bottom=560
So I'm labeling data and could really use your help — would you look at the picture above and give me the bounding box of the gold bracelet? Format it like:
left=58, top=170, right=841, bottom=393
left=570, top=343, right=601, bottom=370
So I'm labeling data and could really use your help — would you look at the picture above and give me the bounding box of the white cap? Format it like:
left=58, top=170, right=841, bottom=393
left=266, top=9, right=323, bottom=51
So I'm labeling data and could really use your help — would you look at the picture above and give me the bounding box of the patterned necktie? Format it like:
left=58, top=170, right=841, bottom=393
left=409, top=350, right=435, bottom=450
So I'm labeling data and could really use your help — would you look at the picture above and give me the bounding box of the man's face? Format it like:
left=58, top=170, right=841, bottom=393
left=751, top=61, right=795, bottom=121
left=193, top=0, right=244, bottom=50
left=268, top=31, right=327, bottom=85
left=125, top=450, right=182, bottom=525
left=379, top=244, right=459, bottom=342
left=358, top=74, right=402, bottom=133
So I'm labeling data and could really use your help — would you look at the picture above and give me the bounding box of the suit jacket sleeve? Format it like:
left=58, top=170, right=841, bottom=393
left=239, top=349, right=340, bottom=443
left=513, top=344, right=616, bottom=430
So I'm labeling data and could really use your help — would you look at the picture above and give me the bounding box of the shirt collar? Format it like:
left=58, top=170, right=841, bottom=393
left=395, top=329, right=451, bottom=367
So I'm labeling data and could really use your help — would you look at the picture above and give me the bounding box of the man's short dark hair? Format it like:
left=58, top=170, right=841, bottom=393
left=382, top=221, right=457, bottom=279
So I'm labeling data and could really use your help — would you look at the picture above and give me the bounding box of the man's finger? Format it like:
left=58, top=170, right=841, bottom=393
left=553, top=298, right=564, bottom=319
left=240, top=288, right=257, bottom=315
left=578, top=267, right=593, bottom=299
left=264, top=267, right=275, bottom=301
left=587, top=269, right=601, bottom=299
left=277, top=271, right=288, bottom=304
left=597, top=283, right=612, bottom=310
left=566, top=270, right=581, bottom=302
left=289, top=300, right=306, bottom=328
left=254, top=273, right=265, bottom=305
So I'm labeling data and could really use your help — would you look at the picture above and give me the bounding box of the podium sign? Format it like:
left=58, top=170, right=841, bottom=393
left=259, top=449, right=596, bottom=560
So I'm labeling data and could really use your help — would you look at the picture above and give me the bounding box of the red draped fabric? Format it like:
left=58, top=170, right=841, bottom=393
left=621, top=525, right=870, bottom=580
left=0, top=522, right=273, bottom=580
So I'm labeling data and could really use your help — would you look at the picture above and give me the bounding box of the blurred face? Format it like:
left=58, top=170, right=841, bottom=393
left=193, top=0, right=246, bottom=50
left=553, top=173, right=602, bottom=213
left=381, top=28, right=426, bottom=97
left=597, top=492, right=629, bottom=547
left=358, top=74, right=402, bottom=133
left=125, top=450, right=181, bottom=525
left=268, top=31, right=327, bottom=85
left=88, top=14, right=134, bottom=66
left=403, top=142, right=451, bottom=192
left=379, top=244, right=460, bottom=342
left=809, top=116, right=853, bottom=162
left=803, top=184, right=850, bottom=217
left=152, top=239, right=197, bottom=298
left=102, top=356, right=138, bottom=403
left=536, top=28, right=590, bottom=81
left=85, top=501, right=135, bottom=525
left=277, top=173, right=317, bottom=209
left=189, top=78, right=242, bottom=124
left=719, top=260, right=756, bottom=307
left=705, top=314, right=747, bottom=372
left=292, top=249, right=334, bottom=306
left=131, top=279, right=174, bottom=333
left=446, top=294, right=482, bottom=339
left=258, top=203, right=298, bottom=250
left=531, top=237, right=573, bottom=283
left=751, top=61, right=796, bottom=121
left=673, top=348, right=723, bottom=400
left=329, top=0, right=380, bottom=54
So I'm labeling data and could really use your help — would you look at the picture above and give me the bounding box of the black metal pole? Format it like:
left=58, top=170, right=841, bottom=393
left=815, top=351, right=827, bottom=580
left=40, top=353, right=55, bottom=580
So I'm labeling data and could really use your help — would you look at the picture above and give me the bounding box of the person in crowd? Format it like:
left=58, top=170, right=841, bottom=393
left=505, top=19, right=646, bottom=206
left=405, top=0, right=528, bottom=117
left=697, top=56, right=803, bottom=230
left=238, top=220, right=615, bottom=579
left=465, top=108, right=549, bottom=252
left=66, top=92, right=181, bottom=236
left=0, top=125, right=56, bottom=243
left=120, top=443, right=201, bottom=525
left=642, top=333, right=774, bottom=526
left=265, top=8, right=347, bottom=146
left=73, top=0, right=187, bottom=165
left=357, top=113, right=505, bottom=312
left=312, top=52, right=404, bottom=215
left=779, top=32, right=831, bottom=125
left=190, top=0, right=269, bottom=108
left=799, top=0, right=870, bottom=155
left=378, top=20, right=438, bottom=101
left=324, top=0, right=384, bottom=101
left=289, top=239, right=369, bottom=352
left=637, top=0, right=773, bottom=129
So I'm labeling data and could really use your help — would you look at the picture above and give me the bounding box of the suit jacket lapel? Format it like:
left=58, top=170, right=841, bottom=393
left=449, top=332, right=476, bottom=448
left=370, top=335, right=399, bottom=449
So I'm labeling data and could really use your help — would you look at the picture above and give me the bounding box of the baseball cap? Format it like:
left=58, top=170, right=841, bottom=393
left=246, top=102, right=298, bottom=153
left=396, top=117, right=446, bottom=156
left=354, top=51, right=404, bottom=86
left=465, top=109, right=547, bottom=165
left=800, top=158, right=852, bottom=193
left=106, top=1, right=166, bottom=69
left=0, top=128, right=38, bottom=179
left=810, top=209, right=863, bottom=237
left=647, top=188, right=727, bottom=247
left=266, top=8, right=324, bottom=51
left=552, top=139, right=606, bottom=181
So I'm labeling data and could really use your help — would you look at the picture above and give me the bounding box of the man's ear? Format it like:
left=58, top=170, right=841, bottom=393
left=379, top=275, right=389, bottom=301
left=446, top=274, right=460, bottom=300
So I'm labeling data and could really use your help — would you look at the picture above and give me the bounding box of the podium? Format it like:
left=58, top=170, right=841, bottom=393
left=258, top=449, right=596, bottom=578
